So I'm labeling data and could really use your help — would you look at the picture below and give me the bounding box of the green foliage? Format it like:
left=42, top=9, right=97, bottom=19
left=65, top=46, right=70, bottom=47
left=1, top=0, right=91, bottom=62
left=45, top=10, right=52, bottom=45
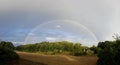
left=90, top=45, right=101, bottom=54
left=97, top=40, right=120, bottom=65
left=97, top=41, right=114, bottom=49
left=0, top=45, right=19, bottom=65
left=16, top=41, right=89, bottom=56
left=0, top=41, right=15, bottom=50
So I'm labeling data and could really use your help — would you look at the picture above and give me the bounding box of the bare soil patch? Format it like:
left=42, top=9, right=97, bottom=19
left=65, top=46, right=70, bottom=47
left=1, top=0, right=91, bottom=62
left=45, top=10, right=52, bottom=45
left=17, top=52, right=98, bottom=65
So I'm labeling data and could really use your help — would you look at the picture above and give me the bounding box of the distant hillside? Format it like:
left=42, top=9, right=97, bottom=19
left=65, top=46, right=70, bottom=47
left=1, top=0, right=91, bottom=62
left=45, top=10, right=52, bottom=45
left=16, top=41, right=90, bottom=56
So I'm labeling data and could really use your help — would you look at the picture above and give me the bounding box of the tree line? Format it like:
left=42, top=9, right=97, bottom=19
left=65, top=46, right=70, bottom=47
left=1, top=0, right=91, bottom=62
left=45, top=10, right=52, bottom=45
left=16, top=41, right=89, bottom=56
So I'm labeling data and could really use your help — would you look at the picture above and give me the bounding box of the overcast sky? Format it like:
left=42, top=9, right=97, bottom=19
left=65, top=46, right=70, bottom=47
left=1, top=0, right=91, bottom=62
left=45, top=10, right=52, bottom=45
left=0, top=0, right=120, bottom=46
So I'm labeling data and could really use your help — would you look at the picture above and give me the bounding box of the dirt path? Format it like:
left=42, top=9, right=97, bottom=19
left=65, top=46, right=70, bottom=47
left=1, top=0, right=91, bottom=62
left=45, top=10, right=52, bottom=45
left=17, top=52, right=98, bottom=65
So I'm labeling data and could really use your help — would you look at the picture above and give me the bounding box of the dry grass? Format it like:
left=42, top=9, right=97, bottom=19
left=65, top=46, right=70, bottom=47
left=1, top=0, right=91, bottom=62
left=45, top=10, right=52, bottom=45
left=17, top=51, right=98, bottom=65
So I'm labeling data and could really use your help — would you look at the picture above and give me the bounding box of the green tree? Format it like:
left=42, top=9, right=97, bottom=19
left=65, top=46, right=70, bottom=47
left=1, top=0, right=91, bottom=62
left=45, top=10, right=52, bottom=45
left=0, top=41, right=15, bottom=50
left=0, top=45, right=19, bottom=65
left=16, top=41, right=87, bottom=56
left=90, top=45, right=100, bottom=54
left=97, top=39, right=120, bottom=65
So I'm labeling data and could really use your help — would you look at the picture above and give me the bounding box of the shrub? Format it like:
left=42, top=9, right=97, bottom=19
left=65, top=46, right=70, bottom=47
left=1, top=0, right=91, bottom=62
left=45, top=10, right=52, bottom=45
left=97, top=40, right=120, bottom=65
left=73, top=51, right=87, bottom=56
left=0, top=45, right=19, bottom=65
left=0, top=41, right=15, bottom=50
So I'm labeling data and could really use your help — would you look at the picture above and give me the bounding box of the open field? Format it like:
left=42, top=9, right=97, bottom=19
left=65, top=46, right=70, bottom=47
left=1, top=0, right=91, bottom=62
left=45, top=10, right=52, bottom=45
left=17, top=52, right=98, bottom=65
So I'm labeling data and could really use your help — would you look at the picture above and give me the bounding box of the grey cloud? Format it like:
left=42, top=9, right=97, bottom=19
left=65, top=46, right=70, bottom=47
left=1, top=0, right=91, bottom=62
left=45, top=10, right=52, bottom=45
left=0, top=0, right=120, bottom=44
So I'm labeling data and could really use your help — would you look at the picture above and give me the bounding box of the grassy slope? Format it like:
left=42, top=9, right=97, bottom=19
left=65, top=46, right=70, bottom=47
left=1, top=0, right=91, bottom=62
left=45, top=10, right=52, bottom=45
left=17, top=52, right=98, bottom=65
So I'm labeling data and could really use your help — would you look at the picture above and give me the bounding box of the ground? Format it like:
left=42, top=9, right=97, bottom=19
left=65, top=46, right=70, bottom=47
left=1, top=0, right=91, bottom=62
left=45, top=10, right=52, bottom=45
left=17, top=52, right=98, bottom=65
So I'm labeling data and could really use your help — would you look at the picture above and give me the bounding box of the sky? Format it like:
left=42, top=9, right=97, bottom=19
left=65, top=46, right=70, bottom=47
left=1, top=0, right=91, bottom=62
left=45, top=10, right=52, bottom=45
left=0, top=0, right=120, bottom=46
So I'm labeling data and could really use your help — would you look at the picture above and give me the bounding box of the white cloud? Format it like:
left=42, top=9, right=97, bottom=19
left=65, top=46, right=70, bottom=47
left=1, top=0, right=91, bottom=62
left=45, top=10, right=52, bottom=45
left=45, top=37, right=57, bottom=41
left=56, top=25, right=61, bottom=28
left=13, top=42, right=25, bottom=46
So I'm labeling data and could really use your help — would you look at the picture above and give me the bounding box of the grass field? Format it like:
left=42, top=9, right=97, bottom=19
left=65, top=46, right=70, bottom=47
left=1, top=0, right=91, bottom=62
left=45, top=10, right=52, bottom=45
left=16, top=52, right=98, bottom=65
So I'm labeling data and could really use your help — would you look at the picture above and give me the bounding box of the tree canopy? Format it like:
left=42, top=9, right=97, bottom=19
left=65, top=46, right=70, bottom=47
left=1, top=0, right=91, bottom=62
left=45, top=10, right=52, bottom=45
left=97, top=40, right=120, bottom=65
left=0, top=41, right=19, bottom=65
left=0, top=41, right=15, bottom=50
left=16, top=41, right=89, bottom=56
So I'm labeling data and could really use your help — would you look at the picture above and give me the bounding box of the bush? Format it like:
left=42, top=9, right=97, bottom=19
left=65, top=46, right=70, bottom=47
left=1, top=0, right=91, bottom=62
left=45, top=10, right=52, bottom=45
left=73, top=51, right=87, bottom=56
left=97, top=40, right=120, bottom=65
left=0, top=41, right=15, bottom=50
left=0, top=45, right=19, bottom=65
